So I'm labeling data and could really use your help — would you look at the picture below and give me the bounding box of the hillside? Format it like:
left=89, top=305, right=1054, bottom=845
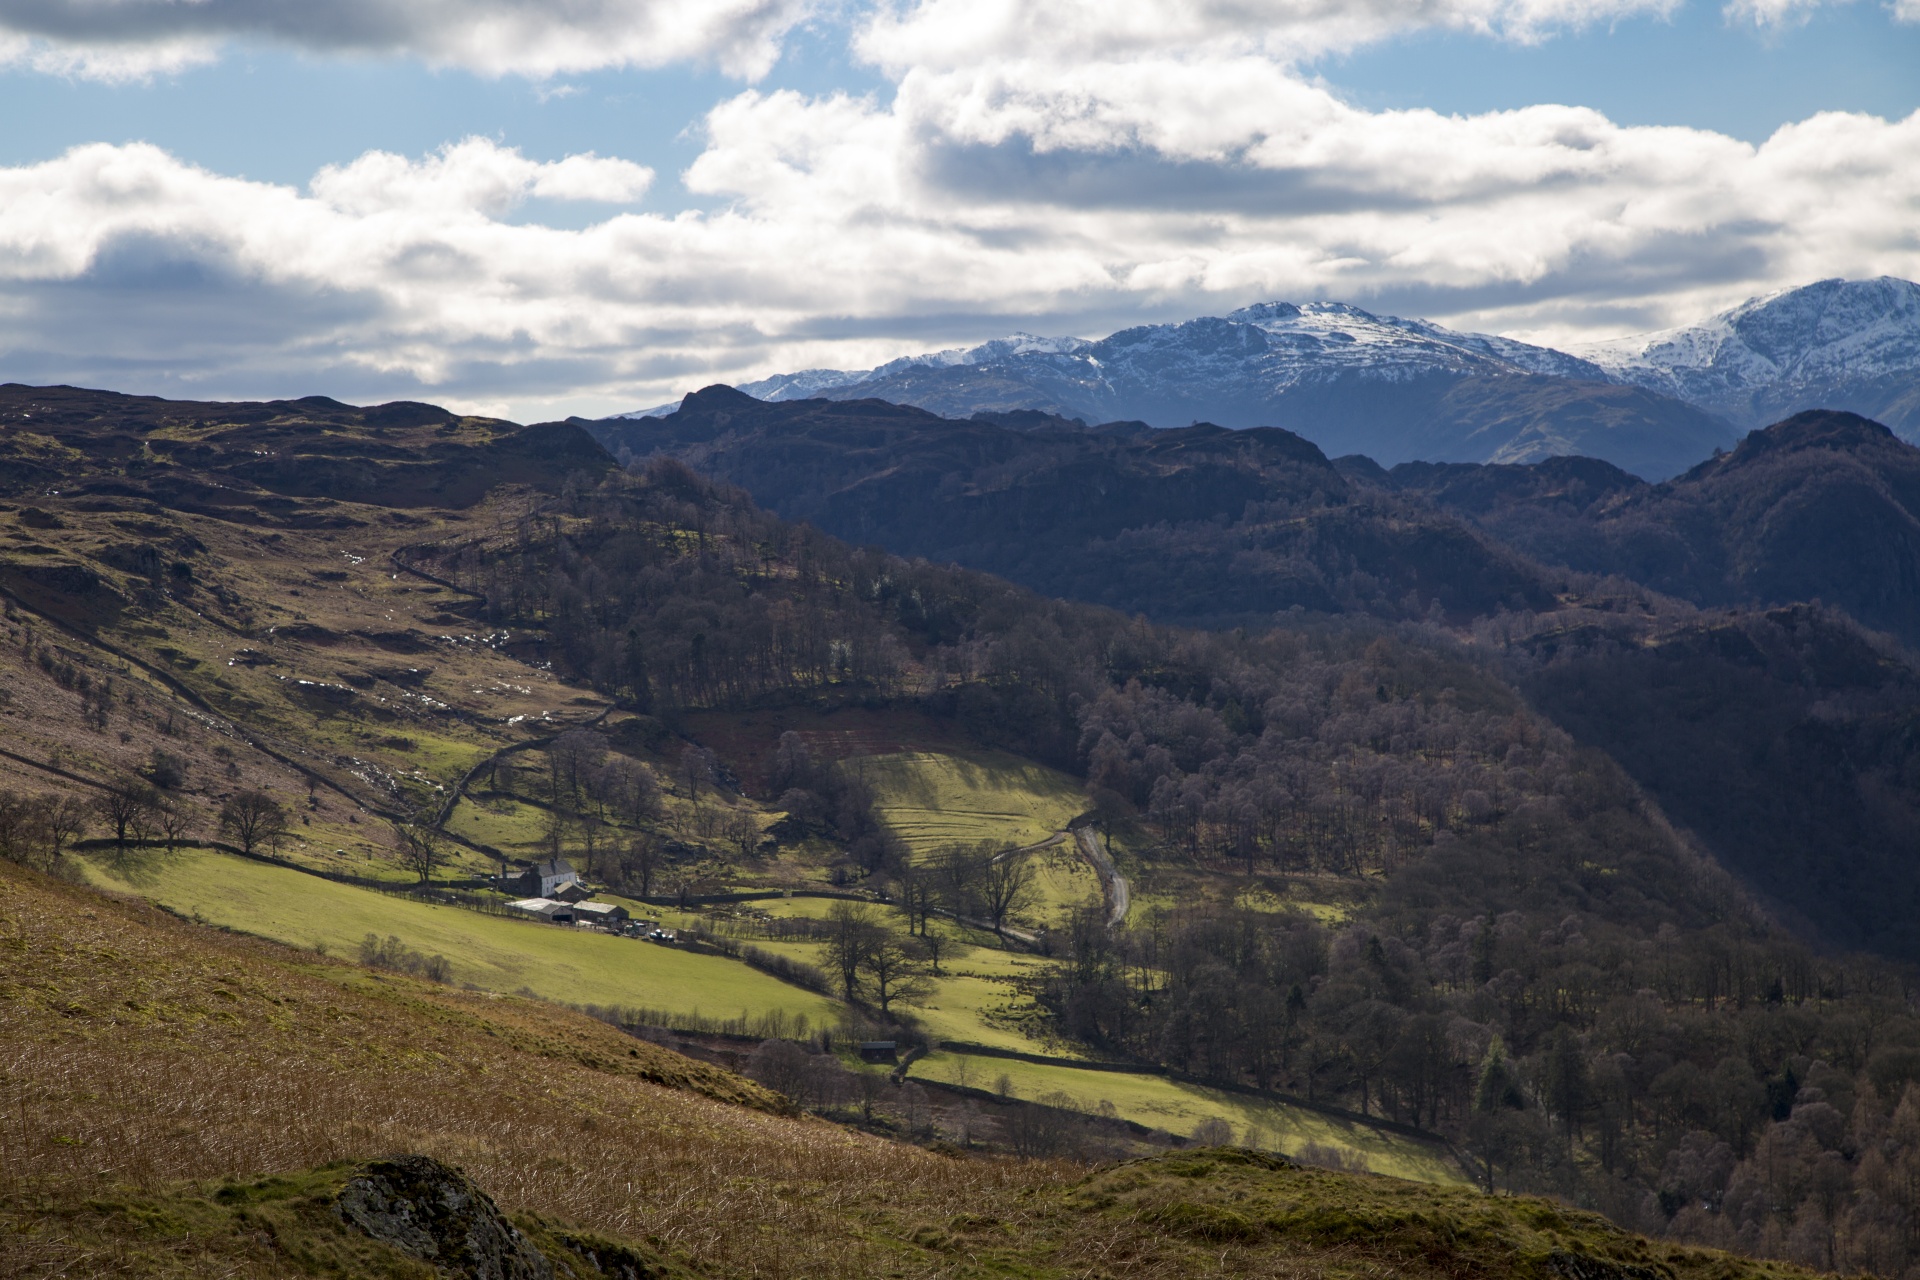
left=9, top=382, right=1920, bottom=1275
left=1579, top=277, right=1920, bottom=437
left=1384, top=410, right=1920, bottom=647
left=590, top=385, right=1558, bottom=627
left=0, top=382, right=623, bottom=884
left=0, top=857, right=1827, bottom=1280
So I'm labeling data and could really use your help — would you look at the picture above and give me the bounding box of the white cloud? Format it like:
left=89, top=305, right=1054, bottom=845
left=0, top=4, right=1916, bottom=420
left=858, top=0, right=1682, bottom=71
left=1720, top=0, right=1836, bottom=27
left=310, top=141, right=653, bottom=216
left=0, top=0, right=811, bottom=81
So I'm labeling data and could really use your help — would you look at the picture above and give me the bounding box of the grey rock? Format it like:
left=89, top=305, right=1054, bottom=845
left=335, top=1154, right=553, bottom=1280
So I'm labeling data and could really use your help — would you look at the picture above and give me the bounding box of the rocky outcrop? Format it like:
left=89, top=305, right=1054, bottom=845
left=334, top=1155, right=553, bottom=1280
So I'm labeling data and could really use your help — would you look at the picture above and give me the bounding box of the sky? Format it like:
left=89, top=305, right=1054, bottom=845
left=0, top=0, right=1915, bottom=421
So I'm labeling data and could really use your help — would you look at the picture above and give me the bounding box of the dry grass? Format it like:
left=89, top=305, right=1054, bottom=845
left=0, top=860, right=1826, bottom=1279
left=0, top=858, right=1055, bottom=1278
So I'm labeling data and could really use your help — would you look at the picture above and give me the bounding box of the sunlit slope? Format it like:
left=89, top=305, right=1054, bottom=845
left=77, top=846, right=836, bottom=1024
left=1, top=857, right=1817, bottom=1280
left=861, top=750, right=1086, bottom=855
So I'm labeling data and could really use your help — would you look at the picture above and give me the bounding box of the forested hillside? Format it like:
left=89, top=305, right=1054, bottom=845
left=1383, top=410, right=1920, bottom=647
left=409, top=453, right=1920, bottom=1275
left=10, top=382, right=1920, bottom=1276
left=594, top=389, right=1920, bottom=965
left=588, top=386, right=1556, bottom=627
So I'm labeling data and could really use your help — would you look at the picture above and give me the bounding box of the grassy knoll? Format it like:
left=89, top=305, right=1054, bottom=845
left=76, top=846, right=838, bottom=1025
left=910, top=1051, right=1465, bottom=1186
left=1, top=857, right=1816, bottom=1280
left=1023, top=837, right=1103, bottom=929
left=860, top=749, right=1085, bottom=857
left=445, top=792, right=553, bottom=857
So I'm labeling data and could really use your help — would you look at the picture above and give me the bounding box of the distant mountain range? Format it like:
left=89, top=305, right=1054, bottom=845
left=592, top=391, right=1920, bottom=650
left=623, top=276, right=1920, bottom=481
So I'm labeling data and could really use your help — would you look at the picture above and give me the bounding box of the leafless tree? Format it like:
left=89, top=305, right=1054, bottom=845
left=219, top=789, right=287, bottom=856
left=828, top=901, right=879, bottom=1001
left=931, top=841, right=986, bottom=919
left=861, top=924, right=930, bottom=1015
left=96, top=781, right=159, bottom=851
left=980, top=847, right=1035, bottom=936
left=898, top=864, right=938, bottom=935
left=549, top=729, right=609, bottom=806
left=746, top=1038, right=812, bottom=1108
left=40, top=794, right=91, bottom=861
left=155, top=796, right=193, bottom=854
left=679, top=744, right=717, bottom=803
left=918, top=927, right=950, bottom=976
left=620, top=833, right=661, bottom=898
left=0, top=791, right=45, bottom=863
left=393, top=821, right=447, bottom=884
left=852, top=1068, right=888, bottom=1125
left=724, top=808, right=761, bottom=858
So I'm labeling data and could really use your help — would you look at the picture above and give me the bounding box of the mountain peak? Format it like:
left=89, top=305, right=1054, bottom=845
left=1577, top=277, right=1920, bottom=433
left=1728, top=408, right=1897, bottom=463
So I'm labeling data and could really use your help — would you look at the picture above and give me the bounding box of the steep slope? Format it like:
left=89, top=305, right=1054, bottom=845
left=13, top=379, right=1920, bottom=1275
left=625, top=303, right=1735, bottom=479
left=418, top=457, right=1920, bottom=1274
left=0, top=384, right=620, bottom=881
left=1506, top=598, right=1920, bottom=957
left=1579, top=276, right=1920, bottom=437
left=1386, top=410, right=1920, bottom=647
left=591, top=385, right=1557, bottom=627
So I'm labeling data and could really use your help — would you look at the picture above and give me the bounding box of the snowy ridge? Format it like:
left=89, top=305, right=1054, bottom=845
left=613, top=277, right=1919, bottom=458
left=1575, top=277, right=1920, bottom=424
left=626, top=301, right=1609, bottom=418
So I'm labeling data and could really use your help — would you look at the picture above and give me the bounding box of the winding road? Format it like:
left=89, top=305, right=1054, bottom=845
left=1073, top=824, right=1130, bottom=929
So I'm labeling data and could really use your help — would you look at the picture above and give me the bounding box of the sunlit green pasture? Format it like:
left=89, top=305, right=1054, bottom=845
left=860, top=750, right=1085, bottom=857
left=909, top=1051, right=1465, bottom=1185
left=77, top=847, right=838, bottom=1025
left=445, top=794, right=552, bottom=855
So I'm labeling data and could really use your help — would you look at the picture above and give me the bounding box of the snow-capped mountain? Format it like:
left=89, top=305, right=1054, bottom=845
left=619, top=299, right=1733, bottom=478
left=1576, top=277, right=1920, bottom=434
left=618, top=303, right=1602, bottom=419
left=695, top=303, right=1611, bottom=411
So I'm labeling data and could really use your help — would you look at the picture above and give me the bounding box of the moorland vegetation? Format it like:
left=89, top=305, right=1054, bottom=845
left=6, top=382, right=1920, bottom=1276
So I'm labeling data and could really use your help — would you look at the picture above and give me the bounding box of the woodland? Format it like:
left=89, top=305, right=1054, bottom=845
left=7, top=382, right=1920, bottom=1276
left=399, top=451, right=1920, bottom=1276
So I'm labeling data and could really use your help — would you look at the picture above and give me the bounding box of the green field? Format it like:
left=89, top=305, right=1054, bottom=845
left=860, top=750, right=1086, bottom=856
left=908, top=1051, right=1465, bottom=1185
left=1023, top=838, right=1103, bottom=929
left=77, top=847, right=839, bottom=1025
left=444, top=793, right=552, bottom=856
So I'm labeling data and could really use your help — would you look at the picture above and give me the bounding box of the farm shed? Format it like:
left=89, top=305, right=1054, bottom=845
left=572, top=901, right=629, bottom=928
left=507, top=897, right=576, bottom=924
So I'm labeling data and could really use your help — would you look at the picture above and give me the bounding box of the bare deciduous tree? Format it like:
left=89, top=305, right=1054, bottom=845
left=981, top=847, right=1035, bottom=936
left=40, top=794, right=91, bottom=862
left=219, top=790, right=287, bottom=856
left=155, top=796, right=193, bottom=855
left=620, top=833, right=661, bottom=898
left=679, top=744, right=717, bottom=803
left=861, top=924, right=930, bottom=1015
left=96, top=781, right=158, bottom=851
left=393, top=821, right=447, bottom=884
